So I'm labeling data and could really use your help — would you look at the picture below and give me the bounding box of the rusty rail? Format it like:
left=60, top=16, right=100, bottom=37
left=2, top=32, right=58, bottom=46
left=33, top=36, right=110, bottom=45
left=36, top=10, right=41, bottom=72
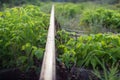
left=39, top=5, right=56, bottom=80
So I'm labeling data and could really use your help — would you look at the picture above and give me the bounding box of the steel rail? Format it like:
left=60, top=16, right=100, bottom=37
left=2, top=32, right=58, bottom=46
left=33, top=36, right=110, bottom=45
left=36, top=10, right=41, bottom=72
left=39, top=5, right=56, bottom=80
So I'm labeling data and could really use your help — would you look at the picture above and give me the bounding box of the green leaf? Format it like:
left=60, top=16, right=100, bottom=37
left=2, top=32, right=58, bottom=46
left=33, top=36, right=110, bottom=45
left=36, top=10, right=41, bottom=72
left=17, top=56, right=27, bottom=66
left=34, top=48, right=44, bottom=59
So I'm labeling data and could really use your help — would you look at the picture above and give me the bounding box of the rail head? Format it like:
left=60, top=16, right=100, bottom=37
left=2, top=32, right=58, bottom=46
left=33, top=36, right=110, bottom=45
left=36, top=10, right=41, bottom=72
left=40, top=5, right=56, bottom=80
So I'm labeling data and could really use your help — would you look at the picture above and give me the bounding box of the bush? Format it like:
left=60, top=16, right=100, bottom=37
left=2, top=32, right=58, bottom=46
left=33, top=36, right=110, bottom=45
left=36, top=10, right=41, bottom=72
left=0, top=5, right=49, bottom=70
left=80, top=8, right=120, bottom=32
left=57, top=32, right=120, bottom=69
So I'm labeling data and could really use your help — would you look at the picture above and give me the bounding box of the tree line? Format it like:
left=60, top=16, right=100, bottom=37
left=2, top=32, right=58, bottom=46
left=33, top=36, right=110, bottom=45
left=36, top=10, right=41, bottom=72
left=0, top=0, right=119, bottom=5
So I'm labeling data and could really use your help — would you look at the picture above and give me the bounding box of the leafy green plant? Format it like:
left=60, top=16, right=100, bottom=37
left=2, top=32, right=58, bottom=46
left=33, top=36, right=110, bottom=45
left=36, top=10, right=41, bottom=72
left=93, top=60, right=120, bottom=80
left=0, top=5, right=49, bottom=71
left=57, top=31, right=120, bottom=70
left=76, top=34, right=120, bottom=68
left=80, top=8, right=120, bottom=32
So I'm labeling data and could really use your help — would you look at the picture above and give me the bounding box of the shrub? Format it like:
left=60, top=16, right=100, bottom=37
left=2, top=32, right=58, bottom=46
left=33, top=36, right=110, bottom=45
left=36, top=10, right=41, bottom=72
left=0, top=5, right=49, bottom=70
left=80, top=8, right=120, bottom=32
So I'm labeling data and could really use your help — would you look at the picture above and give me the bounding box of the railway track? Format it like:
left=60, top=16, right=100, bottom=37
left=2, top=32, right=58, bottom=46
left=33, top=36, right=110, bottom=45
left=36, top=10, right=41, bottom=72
left=34, top=4, right=120, bottom=80
left=39, top=4, right=87, bottom=80
left=40, top=4, right=120, bottom=80
left=39, top=5, right=56, bottom=80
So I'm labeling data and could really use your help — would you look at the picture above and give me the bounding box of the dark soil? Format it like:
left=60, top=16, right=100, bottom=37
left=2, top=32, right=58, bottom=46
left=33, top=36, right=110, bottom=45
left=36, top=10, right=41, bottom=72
left=1, top=62, right=119, bottom=80
left=56, top=60, right=100, bottom=80
left=0, top=68, right=39, bottom=80
left=0, top=63, right=99, bottom=80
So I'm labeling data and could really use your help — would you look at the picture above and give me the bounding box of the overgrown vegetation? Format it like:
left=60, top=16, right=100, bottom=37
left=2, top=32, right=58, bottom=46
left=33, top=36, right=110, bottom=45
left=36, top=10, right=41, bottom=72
left=56, top=30, right=120, bottom=80
left=80, top=8, right=120, bottom=33
left=0, top=5, right=49, bottom=72
left=1, top=1, right=120, bottom=80
left=56, top=2, right=120, bottom=80
left=56, top=2, right=120, bottom=33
